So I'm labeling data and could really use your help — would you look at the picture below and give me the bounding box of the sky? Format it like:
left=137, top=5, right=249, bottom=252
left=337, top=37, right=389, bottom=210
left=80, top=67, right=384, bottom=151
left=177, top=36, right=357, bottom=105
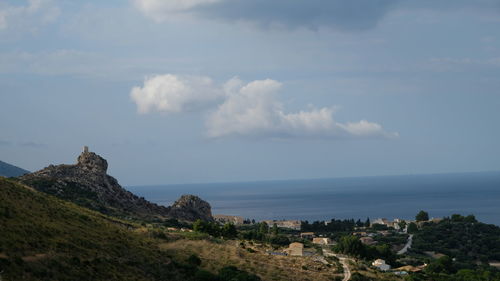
left=1, top=0, right=500, bottom=186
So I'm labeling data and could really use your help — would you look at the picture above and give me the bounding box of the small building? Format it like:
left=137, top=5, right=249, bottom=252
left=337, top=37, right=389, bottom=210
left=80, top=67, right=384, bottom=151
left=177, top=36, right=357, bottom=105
left=262, top=220, right=301, bottom=230
left=312, top=237, right=333, bottom=245
left=285, top=242, right=305, bottom=256
left=300, top=232, right=315, bottom=239
left=372, top=259, right=391, bottom=271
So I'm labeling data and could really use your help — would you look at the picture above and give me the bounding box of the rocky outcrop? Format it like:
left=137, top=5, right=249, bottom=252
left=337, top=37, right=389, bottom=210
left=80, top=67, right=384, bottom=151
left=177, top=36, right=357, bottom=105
left=20, top=147, right=213, bottom=222
left=169, top=195, right=213, bottom=222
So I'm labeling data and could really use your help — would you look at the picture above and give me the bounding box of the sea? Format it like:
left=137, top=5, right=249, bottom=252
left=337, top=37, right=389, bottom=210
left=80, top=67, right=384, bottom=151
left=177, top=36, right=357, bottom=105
left=127, top=172, right=500, bottom=225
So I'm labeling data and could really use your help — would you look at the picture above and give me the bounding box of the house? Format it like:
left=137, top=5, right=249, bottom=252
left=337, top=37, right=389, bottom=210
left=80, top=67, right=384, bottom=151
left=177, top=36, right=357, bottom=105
left=312, top=237, right=334, bottom=245
left=262, top=220, right=301, bottom=230
left=372, top=259, right=391, bottom=271
left=371, top=218, right=389, bottom=226
left=300, top=232, right=315, bottom=239
left=285, top=242, right=305, bottom=256
left=360, top=236, right=377, bottom=245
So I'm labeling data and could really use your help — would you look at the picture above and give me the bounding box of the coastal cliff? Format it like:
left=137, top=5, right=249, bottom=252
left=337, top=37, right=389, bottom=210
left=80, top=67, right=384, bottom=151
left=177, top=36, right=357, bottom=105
left=20, top=147, right=212, bottom=222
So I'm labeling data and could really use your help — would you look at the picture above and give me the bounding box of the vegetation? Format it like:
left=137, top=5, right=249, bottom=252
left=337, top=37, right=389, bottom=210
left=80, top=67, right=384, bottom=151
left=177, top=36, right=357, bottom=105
left=193, top=219, right=238, bottom=239
left=301, top=219, right=358, bottom=240
left=412, top=214, right=500, bottom=263
left=0, top=177, right=256, bottom=281
left=238, top=222, right=291, bottom=247
left=415, top=210, right=429, bottom=222
left=404, top=255, right=500, bottom=281
left=333, top=236, right=396, bottom=264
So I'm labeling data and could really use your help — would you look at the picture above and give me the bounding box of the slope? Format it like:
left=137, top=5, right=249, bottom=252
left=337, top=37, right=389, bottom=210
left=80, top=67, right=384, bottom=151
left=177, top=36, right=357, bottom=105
left=0, top=160, right=29, bottom=177
left=0, top=177, right=202, bottom=281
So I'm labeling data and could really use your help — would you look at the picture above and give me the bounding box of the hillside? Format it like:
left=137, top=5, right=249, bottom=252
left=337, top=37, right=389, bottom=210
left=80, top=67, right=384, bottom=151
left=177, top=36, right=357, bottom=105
left=19, top=147, right=212, bottom=222
left=0, top=160, right=29, bottom=177
left=0, top=177, right=198, bottom=280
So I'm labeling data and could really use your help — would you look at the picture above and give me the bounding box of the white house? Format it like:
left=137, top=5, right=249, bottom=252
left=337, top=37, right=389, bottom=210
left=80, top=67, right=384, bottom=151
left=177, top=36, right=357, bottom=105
left=372, top=259, right=391, bottom=271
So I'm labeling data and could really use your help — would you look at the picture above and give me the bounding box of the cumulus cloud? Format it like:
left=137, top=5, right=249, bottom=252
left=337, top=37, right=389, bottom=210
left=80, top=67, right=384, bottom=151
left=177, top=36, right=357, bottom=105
left=0, top=0, right=59, bottom=32
left=130, top=74, right=397, bottom=139
left=130, top=74, right=223, bottom=114
left=206, top=78, right=398, bottom=139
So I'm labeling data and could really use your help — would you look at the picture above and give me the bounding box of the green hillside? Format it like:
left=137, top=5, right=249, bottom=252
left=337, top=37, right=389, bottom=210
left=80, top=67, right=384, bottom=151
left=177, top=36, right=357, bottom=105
left=0, top=177, right=203, bottom=281
left=0, top=160, right=29, bottom=177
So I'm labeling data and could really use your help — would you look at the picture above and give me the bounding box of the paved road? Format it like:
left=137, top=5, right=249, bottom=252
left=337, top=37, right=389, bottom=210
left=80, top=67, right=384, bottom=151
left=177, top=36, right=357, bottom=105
left=397, top=234, right=413, bottom=255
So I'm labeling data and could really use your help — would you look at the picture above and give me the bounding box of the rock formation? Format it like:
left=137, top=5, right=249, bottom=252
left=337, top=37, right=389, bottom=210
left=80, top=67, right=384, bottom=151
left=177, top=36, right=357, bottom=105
left=20, top=147, right=213, bottom=222
left=170, top=194, right=213, bottom=222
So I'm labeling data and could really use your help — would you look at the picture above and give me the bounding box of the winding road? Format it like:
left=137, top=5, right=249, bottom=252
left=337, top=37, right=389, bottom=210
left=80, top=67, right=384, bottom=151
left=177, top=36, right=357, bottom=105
left=323, top=249, right=351, bottom=281
left=397, top=234, right=413, bottom=255
left=338, top=255, right=351, bottom=281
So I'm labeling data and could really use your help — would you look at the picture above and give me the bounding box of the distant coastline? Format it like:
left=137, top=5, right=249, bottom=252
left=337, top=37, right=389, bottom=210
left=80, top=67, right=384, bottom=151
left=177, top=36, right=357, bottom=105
left=128, top=171, right=500, bottom=225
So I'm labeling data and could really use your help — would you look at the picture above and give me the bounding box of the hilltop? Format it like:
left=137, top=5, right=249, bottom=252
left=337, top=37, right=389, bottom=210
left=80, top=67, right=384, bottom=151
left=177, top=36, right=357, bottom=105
left=19, top=147, right=212, bottom=222
left=0, top=160, right=29, bottom=177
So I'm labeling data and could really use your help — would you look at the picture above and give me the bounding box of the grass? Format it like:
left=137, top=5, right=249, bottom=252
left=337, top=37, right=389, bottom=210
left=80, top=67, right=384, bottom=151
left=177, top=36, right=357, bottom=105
left=0, top=177, right=203, bottom=281
left=159, top=239, right=344, bottom=281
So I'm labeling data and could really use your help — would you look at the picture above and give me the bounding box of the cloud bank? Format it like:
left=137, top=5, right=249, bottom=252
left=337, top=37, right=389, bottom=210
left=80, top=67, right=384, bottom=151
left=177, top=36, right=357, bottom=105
left=131, top=75, right=398, bottom=140
left=134, top=0, right=398, bottom=30
left=134, top=0, right=500, bottom=30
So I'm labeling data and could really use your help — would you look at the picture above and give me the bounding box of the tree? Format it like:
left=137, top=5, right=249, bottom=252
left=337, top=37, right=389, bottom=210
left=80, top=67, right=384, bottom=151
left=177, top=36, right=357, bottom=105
left=364, top=217, right=371, bottom=227
left=416, top=210, right=429, bottom=222
left=259, top=222, right=269, bottom=234
left=193, top=219, right=205, bottom=232
left=271, top=223, right=279, bottom=235
left=334, top=236, right=366, bottom=258
left=222, top=223, right=237, bottom=238
left=407, top=222, right=418, bottom=234
left=425, top=255, right=454, bottom=274
left=398, top=220, right=407, bottom=230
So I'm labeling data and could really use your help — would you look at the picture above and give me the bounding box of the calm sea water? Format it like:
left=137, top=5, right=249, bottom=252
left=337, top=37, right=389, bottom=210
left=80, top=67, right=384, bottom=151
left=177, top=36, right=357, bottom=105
left=127, top=172, right=500, bottom=225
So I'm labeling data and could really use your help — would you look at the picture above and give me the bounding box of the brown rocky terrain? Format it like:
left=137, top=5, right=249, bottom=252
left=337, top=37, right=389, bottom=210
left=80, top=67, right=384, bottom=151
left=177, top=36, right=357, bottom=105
left=19, top=147, right=212, bottom=222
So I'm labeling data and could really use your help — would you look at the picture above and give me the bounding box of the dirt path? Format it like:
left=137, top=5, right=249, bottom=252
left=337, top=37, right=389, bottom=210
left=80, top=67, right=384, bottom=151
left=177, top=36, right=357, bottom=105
left=338, top=256, right=351, bottom=281
left=323, top=249, right=351, bottom=281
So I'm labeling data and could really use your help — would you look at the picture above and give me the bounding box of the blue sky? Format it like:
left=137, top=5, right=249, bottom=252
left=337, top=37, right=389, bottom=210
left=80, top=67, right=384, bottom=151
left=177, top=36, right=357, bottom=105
left=1, top=0, right=499, bottom=185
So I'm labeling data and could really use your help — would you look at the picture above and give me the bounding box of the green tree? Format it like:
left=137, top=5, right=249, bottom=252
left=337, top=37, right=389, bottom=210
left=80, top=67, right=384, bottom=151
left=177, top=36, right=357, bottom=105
left=193, top=219, right=205, bottom=232
left=364, top=217, right=370, bottom=227
left=334, top=236, right=366, bottom=258
left=416, top=210, right=429, bottom=222
left=425, top=255, right=454, bottom=274
left=259, top=222, right=269, bottom=234
left=398, top=220, right=407, bottom=230
left=407, top=222, right=418, bottom=233
left=271, top=223, right=279, bottom=235
left=222, top=223, right=237, bottom=239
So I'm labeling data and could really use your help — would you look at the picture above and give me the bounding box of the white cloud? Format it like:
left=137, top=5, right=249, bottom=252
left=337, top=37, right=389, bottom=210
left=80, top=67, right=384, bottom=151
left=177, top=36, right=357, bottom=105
left=0, top=0, right=59, bottom=32
left=133, top=0, right=221, bottom=22
left=130, top=74, right=223, bottom=114
left=130, top=74, right=398, bottom=139
left=206, top=78, right=398, bottom=139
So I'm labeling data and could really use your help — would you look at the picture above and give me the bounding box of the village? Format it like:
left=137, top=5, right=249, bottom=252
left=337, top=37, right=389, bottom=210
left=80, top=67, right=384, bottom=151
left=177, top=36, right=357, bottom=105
left=207, top=214, right=438, bottom=279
